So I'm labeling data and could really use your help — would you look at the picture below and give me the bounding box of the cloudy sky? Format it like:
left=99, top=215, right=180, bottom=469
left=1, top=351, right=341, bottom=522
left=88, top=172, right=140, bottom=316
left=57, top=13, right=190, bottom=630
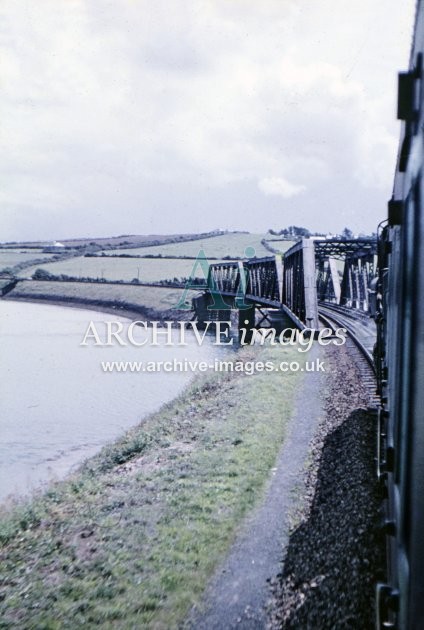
left=0, top=0, right=417, bottom=241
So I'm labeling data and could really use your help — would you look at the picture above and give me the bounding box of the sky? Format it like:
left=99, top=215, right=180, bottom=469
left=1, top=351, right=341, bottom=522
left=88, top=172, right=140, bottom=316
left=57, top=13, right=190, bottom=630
left=0, top=0, right=417, bottom=241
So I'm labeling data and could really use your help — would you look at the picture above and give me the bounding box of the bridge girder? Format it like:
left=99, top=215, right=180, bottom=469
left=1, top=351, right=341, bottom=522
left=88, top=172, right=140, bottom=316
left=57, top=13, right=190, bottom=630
left=315, top=240, right=377, bottom=311
left=192, top=237, right=378, bottom=331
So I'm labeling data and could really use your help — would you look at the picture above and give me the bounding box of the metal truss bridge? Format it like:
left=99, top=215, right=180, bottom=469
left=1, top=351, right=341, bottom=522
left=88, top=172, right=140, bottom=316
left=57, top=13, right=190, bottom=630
left=193, top=238, right=377, bottom=335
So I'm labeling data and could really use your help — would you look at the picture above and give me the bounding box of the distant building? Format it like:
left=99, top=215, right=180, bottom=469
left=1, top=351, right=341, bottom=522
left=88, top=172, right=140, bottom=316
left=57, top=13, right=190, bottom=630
left=42, top=241, right=66, bottom=253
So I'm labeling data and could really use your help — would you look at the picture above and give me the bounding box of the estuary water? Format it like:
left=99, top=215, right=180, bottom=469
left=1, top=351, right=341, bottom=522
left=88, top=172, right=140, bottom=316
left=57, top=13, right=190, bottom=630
left=0, top=300, right=223, bottom=502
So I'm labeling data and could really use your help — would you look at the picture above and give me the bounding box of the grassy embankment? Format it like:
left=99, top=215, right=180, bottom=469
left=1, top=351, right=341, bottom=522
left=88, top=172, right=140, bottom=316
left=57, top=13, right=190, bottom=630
left=8, top=281, right=196, bottom=316
left=0, top=344, right=304, bottom=629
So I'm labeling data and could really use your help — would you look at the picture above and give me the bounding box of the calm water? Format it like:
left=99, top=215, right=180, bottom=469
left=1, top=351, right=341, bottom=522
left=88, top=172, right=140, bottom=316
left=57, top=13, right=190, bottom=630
left=0, top=301, right=222, bottom=502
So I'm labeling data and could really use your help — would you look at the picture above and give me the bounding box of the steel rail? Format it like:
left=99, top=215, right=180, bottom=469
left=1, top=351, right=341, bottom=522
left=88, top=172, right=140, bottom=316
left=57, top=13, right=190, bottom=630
left=318, top=305, right=376, bottom=374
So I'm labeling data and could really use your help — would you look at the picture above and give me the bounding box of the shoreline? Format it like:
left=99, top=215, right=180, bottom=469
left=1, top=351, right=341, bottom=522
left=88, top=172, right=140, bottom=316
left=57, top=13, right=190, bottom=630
left=0, top=295, right=202, bottom=506
left=1, top=293, right=193, bottom=324
left=0, top=343, right=303, bottom=628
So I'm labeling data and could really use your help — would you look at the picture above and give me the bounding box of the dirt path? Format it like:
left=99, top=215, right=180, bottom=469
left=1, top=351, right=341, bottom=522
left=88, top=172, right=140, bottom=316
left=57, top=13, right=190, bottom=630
left=186, top=346, right=327, bottom=629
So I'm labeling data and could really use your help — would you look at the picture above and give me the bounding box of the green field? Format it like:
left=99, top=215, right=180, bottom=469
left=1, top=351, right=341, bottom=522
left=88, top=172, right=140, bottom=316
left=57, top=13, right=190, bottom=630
left=104, top=233, right=292, bottom=258
left=8, top=233, right=296, bottom=315
left=0, top=251, right=55, bottom=271
left=15, top=234, right=296, bottom=284
left=19, top=257, right=204, bottom=283
left=10, top=281, right=195, bottom=313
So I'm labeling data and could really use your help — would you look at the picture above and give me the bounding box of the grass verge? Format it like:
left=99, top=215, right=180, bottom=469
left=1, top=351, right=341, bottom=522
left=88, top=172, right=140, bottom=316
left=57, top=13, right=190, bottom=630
left=0, top=345, right=304, bottom=629
left=6, top=281, right=195, bottom=315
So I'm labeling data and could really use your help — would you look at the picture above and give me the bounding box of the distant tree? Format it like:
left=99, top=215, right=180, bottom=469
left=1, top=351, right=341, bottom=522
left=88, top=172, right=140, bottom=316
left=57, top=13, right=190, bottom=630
left=341, top=227, right=354, bottom=240
left=0, top=267, right=14, bottom=276
left=32, top=268, right=53, bottom=280
left=267, top=226, right=311, bottom=238
left=287, top=225, right=310, bottom=238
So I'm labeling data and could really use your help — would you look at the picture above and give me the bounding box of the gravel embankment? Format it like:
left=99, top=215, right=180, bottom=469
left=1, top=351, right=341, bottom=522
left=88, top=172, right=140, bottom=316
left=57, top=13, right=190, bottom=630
left=267, top=343, right=384, bottom=629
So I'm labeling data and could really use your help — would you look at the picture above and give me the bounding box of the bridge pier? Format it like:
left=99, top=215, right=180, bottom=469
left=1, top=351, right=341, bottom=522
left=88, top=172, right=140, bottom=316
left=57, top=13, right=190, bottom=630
left=238, top=304, right=255, bottom=343
left=192, top=293, right=231, bottom=331
left=282, top=239, right=320, bottom=329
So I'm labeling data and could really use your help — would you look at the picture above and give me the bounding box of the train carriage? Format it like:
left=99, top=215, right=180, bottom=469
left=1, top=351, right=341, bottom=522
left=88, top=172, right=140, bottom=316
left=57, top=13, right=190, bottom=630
left=376, top=2, right=424, bottom=627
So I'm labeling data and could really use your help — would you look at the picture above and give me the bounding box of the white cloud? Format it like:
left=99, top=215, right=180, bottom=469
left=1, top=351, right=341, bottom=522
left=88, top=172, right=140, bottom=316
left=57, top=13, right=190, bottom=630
left=0, top=0, right=417, bottom=240
left=258, top=177, right=305, bottom=199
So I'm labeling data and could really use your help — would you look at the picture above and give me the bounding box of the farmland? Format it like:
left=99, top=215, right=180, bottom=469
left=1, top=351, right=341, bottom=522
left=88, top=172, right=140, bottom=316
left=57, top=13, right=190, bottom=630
left=19, top=257, right=201, bottom=283
left=0, top=251, right=55, bottom=272
left=5, top=232, right=296, bottom=318
left=16, top=234, right=296, bottom=285
left=104, top=232, right=292, bottom=258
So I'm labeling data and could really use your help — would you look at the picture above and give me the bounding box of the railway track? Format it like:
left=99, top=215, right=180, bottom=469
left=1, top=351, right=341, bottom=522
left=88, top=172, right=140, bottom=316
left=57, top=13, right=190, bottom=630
left=318, top=304, right=379, bottom=408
